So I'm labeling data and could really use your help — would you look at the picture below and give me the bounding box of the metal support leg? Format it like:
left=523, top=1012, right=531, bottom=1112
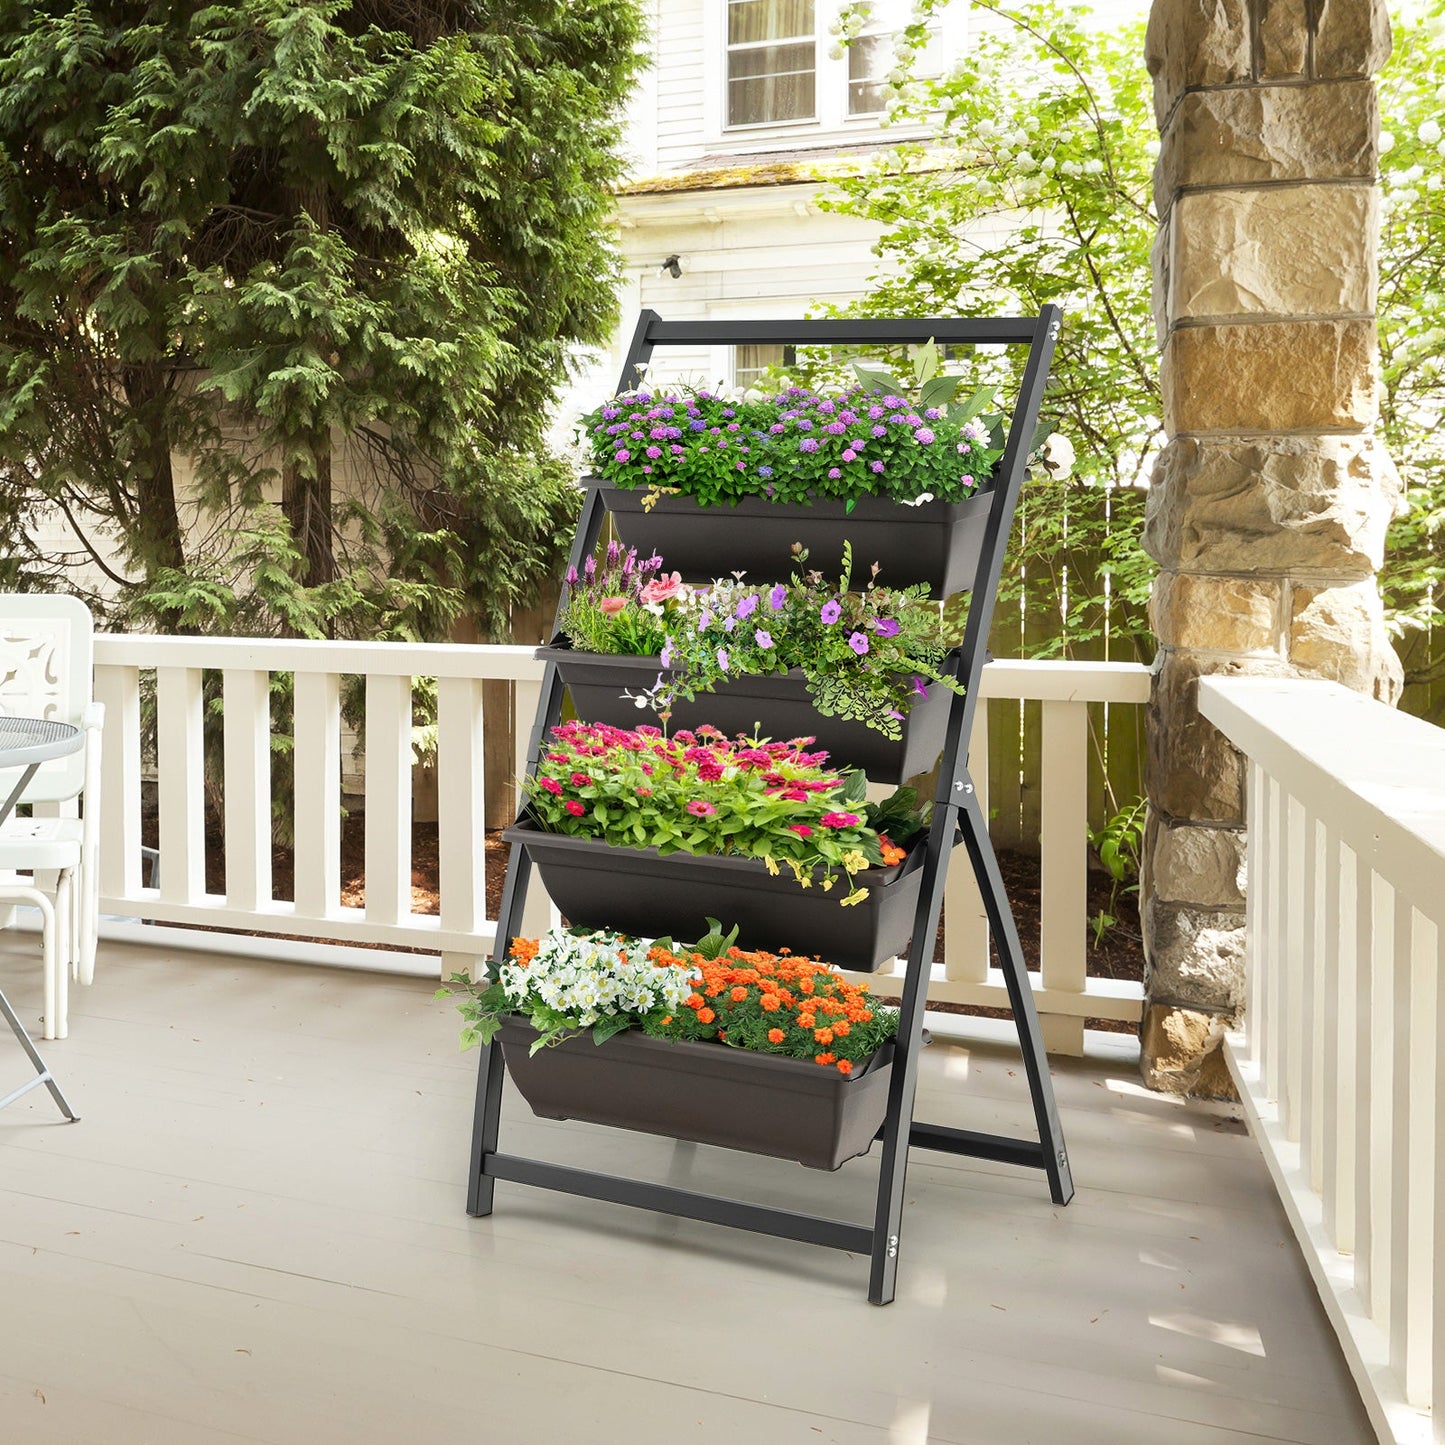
left=0, top=986, right=77, bottom=1120
left=956, top=786, right=1074, bottom=1205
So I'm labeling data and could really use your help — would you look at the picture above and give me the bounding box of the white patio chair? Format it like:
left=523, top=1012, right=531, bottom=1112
left=0, top=595, right=103, bottom=1040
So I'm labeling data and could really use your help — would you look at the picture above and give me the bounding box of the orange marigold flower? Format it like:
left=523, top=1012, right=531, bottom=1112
left=659, top=1016, right=673, bottom=1027
left=767, top=1028, right=785, bottom=1044
left=685, top=993, right=705, bottom=1010
left=797, top=1014, right=816, bottom=1031
left=778, top=947, right=792, bottom=955
left=836, top=1059, right=854, bottom=1076
left=759, top=994, right=781, bottom=1012
left=730, top=986, right=748, bottom=1002
left=697, top=1007, right=716, bottom=1025
left=815, top=1052, right=836, bottom=1066
left=813, top=1028, right=834, bottom=1045
left=833, top=1020, right=851, bottom=1037
left=798, top=978, right=814, bottom=995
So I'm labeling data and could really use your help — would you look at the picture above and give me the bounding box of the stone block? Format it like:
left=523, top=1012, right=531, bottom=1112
left=1161, top=319, right=1378, bottom=434
left=1148, top=570, right=1282, bottom=654
left=1140, top=1002, right=1239, bottom=1099
left=1151, top=219, right=1171, bottom=348
left=1145, top=0, right=1252, bottom=128
left=1314, top=0, right=1392, bottom=79
left=1144, top=813, right=1247, bottom=907
left=1169, top=185, right=1376, bottom=320
left=1289, top=578, right=1404, bottom=701
left=1259, top=0, right=1309, bottom=78
left=1143, top=899, right=1247, bottom=1011
left=1146, top=650, right=1293, bottom=824
left=1142, top=434, right=1401, bottom=574
left=1154, top=81, right=1376, bottom=202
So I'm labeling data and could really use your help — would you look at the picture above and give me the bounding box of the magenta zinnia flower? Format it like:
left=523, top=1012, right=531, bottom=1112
left=685, top=800, right=717, bottom=817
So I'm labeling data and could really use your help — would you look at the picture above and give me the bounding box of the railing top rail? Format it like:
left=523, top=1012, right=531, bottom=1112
left=95, top=633, right=547, bottom=682
left=639, top=315, right=1044, bottom=348
left=1200, top=676, right=1445, bottom=922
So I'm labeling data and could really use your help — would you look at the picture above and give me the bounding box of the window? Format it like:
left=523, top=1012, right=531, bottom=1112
left=727, top=0, right=816, bottom=126
left=847, top=1, right=943, bottom=116
left=733, top=343, right=797, bottom=392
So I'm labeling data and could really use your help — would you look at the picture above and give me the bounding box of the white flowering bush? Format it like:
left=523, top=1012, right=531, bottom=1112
left=441, top=927, right=699, bottom=1053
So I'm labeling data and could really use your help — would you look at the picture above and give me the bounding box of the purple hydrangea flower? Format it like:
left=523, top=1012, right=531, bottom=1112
left=615, top=449, right=630, bottom=462
left=757, top=465, right=774, bottom=478
left=799, top=438, right=820, bottom=453
left=870, top=460, right=886, bottom=474
left=827, top=467, right=842, bottom=480
left=915, top=427, right=936, bottom=445
left=820, top=599, right=842, bottom=625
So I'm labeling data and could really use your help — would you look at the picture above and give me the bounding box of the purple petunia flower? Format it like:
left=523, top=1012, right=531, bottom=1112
left=820, top=599, right=842, bottom=625
left=736, top=594, right=758, bottom=619
left=848, top=631, right=869, bottom=655
left=911, top=676, right=929, bottom=697
left=717, top=648, right=730, bottom=671
left=875, top=618, right=901, bottom=639
left=769, top=584, right=787, bottom=610
left=755, top=629, right=773, bottom=648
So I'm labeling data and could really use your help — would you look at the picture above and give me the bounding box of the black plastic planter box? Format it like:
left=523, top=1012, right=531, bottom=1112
left=501, top=820, right=926, bottom=973
left=536, top=644, right=954, bottom=784
left=593, top=477, right=995, bottom=595
left=497, top=1017, right=895, bottom=1171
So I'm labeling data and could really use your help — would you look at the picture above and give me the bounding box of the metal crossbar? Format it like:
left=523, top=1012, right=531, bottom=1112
left=466, top=308, right=1072, bottom=1303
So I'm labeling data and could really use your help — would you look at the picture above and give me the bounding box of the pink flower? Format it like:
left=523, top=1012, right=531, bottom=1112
left=540, top=777, right=563, bottom=795
left=564, top=799, right=585, bottom=816
left=639, top=571, right=684, bottom=606
left=819, top=811, right=861, bottom=828
left=598, top=595, right=628, bottom=616
left=848, top=631, right=869, bottom=655
left=570, top=773, right=591, bottom=787
left=787, top=824, right=813, bottom=836
left=686, top=800, right=717, bottom=817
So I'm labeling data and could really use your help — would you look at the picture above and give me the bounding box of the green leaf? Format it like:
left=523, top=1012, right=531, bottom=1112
left=919, top=374, right=961, bottom=412
left=852, top=362, right=901, bottom=394
left=841, top=769, right=869, bottom=805
left=951, top=385, right=997, bottom=424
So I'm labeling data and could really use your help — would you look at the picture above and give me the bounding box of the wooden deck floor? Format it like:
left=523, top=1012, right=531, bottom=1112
left=0, top=935, right=1374, bottom=1445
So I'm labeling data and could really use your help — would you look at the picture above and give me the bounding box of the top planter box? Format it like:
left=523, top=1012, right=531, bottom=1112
left=594, top=478, right=995, bottom=595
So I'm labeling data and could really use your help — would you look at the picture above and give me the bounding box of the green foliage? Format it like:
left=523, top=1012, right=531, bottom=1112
left=0, top=0, right=642, bottom=637
left=1377, top=1, right=1445, bottom=710
left=1087, top=795, right=1145, bottom=947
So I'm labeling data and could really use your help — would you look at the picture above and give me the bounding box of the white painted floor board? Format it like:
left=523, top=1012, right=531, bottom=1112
left=0, top=936, right=1375, bottom=1444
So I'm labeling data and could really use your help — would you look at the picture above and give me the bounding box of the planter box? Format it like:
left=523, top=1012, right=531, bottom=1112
left=536, top=644, right=955, bottom=784
left=501, top=819, right=927, bottom=972
left=594, top=477, right=995, bottom=595
left=497, top=1016, right=895, bottom=1171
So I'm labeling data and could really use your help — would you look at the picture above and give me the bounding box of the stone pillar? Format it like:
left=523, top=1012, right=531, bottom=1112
left=1140, top=0, right=1402, bottom=1096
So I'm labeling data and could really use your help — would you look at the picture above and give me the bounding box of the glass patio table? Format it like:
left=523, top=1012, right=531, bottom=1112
left=0, top=716, right=81, bottom=1119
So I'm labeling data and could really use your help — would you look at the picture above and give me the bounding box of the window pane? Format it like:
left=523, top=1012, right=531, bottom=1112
left=847, top=33, right=889, bottom=114
left=734, top=344, right=789, bottom=392
left=728, top=0, right=814, bottom=45
left=729, top=69, right=815, bottom=125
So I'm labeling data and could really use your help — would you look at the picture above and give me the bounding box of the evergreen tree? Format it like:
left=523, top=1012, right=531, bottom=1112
left=0, top=0, right=644, bottom=636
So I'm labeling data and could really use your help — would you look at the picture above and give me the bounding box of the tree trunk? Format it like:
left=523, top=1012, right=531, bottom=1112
left=122, top=363, right=190, bottom=632
left=281, top=440, right=334, bottom=589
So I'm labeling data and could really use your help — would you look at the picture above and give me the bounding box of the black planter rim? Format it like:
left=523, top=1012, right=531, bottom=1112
left=502, top=816, right=922, bottom=890
left=496, top=1015, right=896, bottom=1090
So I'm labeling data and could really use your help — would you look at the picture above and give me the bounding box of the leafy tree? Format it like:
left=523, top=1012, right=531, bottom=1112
left=0, top=0, right=643, bottom=637
left=1377, top=0, right=1445, bottom=720
left=821, top=0, right=1158, bottom=662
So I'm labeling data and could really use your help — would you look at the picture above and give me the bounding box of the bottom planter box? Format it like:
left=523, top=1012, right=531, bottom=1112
left=501, top=819, right=929, bottom=972
left=497, top=1017, right=896, bottom=1171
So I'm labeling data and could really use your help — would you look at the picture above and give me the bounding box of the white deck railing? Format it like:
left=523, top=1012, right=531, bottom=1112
left=1201, top=676, right=1445, bottom=1445
left=91, top=635, right=1148, bottom=1053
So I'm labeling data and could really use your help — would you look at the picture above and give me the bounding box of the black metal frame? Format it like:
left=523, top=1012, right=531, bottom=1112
left=466, top=308, right=1073, bottom=1304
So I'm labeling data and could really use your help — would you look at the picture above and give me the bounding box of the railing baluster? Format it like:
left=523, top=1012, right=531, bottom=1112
left=1365, top=870, right=1396, bottom=1329
left=292, top=671, right=341, bottom=919
left=1321, top=832, right=1354, bottom=1253
left=1039, top=698, right=1088, bottom=1055
left=944, top=701, right=989, bottom=986
left=1261, top=774, right=1284, bottom=1102
left=437, top=675, right=485, bottom=981
left=1283, top=795, right=1307, bottom=1143
left=222, top=668, right=272, bottom=911
left=512, top=677, right=554, bottom=942
left=156, top=665, right=206, bottom=904
left=94, top=664, right=142, bottom=901
left=364, top=673, right=412, bottom=927
left=1406, top=905, right=1437, bottom=1408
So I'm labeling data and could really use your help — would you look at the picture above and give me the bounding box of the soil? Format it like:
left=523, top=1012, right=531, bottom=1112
left=182, top=807, right=1142, bottom=1039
